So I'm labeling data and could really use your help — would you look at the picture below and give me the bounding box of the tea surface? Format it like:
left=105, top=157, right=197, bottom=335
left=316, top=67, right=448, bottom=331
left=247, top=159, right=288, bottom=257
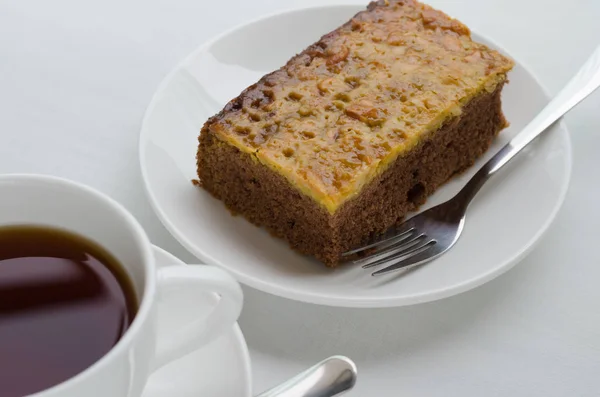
left=0, top=226, right=137, bottom=396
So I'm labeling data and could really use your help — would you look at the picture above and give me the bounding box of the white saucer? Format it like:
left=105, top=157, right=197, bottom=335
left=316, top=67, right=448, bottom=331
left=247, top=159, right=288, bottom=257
left=139, top=5, right=571, bottom=308
left=142, top=246, right=252, bottom=397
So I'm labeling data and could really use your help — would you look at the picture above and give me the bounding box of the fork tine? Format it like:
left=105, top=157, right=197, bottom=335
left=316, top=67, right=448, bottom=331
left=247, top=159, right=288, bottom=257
left=371, top=241, right=437, bottom=276
left=342, top=224, right=416, bottom=257
left=362, top=238, right=434, bottom=269
left=357, top=234, right=425, bottom=268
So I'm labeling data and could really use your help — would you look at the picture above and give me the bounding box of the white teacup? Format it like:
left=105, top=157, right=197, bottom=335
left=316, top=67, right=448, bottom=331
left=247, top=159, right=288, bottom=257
left=0, top=174, right=244, bottom=397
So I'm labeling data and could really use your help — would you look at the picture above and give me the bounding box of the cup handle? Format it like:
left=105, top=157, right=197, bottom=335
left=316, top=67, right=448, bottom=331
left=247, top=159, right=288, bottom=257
left=151, top=265, right=243, bottom=370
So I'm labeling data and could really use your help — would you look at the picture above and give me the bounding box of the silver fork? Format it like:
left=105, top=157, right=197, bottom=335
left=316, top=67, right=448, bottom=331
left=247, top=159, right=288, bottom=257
left=344, top=45, right=600, bottom=276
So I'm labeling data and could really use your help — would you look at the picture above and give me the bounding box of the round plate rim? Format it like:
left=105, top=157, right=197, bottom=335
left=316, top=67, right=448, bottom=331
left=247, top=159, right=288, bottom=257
left=139, top=4, right=572, bottom=308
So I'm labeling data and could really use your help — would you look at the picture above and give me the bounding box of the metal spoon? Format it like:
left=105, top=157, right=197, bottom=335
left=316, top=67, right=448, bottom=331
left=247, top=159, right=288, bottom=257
left=255, top=356, right=357, bottom=397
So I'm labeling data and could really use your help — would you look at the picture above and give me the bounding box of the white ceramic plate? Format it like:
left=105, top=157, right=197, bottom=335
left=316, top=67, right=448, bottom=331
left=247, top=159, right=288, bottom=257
left=140, top=5, right=571, bottom=308
left=142, top=246, right=252, bottom=397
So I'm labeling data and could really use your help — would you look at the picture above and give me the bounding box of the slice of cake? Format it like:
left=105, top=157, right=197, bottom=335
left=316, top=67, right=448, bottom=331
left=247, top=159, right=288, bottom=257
left=197, top=0, right=514, bottom=267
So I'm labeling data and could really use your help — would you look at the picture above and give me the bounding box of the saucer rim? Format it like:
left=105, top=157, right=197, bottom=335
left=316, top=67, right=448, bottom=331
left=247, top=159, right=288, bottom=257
left=149, top=244, right=253, bottom=397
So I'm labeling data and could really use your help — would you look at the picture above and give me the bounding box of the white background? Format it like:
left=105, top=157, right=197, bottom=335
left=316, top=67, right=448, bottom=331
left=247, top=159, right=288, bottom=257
left=1, top=0, right=599, bottom=395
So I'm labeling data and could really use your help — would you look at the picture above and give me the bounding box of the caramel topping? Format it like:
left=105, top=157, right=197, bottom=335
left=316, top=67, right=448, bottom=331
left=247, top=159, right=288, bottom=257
left=208, top=0, right=514, bottom=213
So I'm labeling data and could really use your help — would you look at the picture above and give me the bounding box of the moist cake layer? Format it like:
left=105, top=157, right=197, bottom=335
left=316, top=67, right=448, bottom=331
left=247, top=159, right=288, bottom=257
left=204, top=0, right=514, bottom=213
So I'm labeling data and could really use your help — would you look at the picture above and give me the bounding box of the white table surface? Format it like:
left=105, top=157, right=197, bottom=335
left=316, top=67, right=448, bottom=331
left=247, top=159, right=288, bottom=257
left=2, top=0, right=599, bottom=395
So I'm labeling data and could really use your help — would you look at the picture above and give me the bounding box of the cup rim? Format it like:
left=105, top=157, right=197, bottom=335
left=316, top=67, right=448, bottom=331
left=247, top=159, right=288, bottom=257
left=0, top=173, right=157, bottom=396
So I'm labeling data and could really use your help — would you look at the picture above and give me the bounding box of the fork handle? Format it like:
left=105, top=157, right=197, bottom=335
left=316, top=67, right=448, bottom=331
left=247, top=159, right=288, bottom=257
left=458, top=45, right=600, bottom=205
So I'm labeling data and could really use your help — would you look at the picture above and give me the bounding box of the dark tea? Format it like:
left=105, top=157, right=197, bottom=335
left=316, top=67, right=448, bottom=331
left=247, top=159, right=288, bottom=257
left=0, top=226, right=137, bottom=397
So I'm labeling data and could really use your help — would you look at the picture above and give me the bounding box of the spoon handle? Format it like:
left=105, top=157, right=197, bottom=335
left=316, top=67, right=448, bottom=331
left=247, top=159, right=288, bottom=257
left=255, top=356, right=357, bottom=397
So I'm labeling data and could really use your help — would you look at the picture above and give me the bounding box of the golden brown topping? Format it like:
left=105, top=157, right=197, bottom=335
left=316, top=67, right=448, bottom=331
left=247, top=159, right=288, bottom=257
left=317, top=77, right=348, bottom=94
left=207, top=0, right=514, bottom=212
left=386, top=31, right=406, bottom=46
left=345, top=100, right=386, bottom=127
left=326, top=44, right=350, bottom=65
